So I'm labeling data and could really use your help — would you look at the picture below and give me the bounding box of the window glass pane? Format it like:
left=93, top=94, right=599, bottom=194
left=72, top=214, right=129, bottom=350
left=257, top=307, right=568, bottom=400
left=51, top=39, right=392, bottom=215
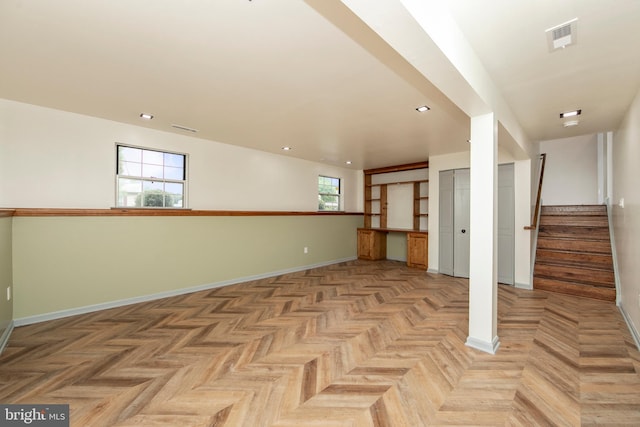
left=318, top=176, right=340, bottom=195
left=118, top=146, right=141, bottom=163
left=318, top=176, right=328, bottom=192
left=142, top=163, right=164, bottom=179
left=165, top=182, right=184, bottom=207
left=119, top=161, right=142, bottom=177
left=331, top=177, right=340, bottom=194
left=142, top=149, right=164, bottom=165
left=164, top=152, right=185, bottom=168
left=143, top=180, right=163, bottom=191
left=117, top=178, right=142, bottom=207
left=319, top=194, right=340, bottom=211
left=141, top=181, right=166, bottom=207
left=164, top=165, right=184, bottom=180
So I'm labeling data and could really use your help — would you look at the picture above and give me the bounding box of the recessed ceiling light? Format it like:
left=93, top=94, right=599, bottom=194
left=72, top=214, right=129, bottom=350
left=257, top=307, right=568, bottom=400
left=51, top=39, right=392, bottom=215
left=345, top=161, right=352, bottom=165
left=559, top=109, right=581, bottom=118
left=139, top=113, right=154, bottom=120
left=416, top=105, right=430, bottom=112
left=563, top=120, right=580, bottom=127
left=281, top=146, right=292, bottom=151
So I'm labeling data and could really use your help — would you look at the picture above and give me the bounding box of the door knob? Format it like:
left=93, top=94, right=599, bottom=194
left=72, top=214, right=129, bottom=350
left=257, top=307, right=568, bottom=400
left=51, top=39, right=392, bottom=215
left=461, top=229, right=466, bottom=233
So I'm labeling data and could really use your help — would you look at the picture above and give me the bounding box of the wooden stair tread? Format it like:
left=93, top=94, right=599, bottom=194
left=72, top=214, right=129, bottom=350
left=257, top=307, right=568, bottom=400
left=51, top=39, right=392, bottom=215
left=539, top=217, right=609, bottom=227
left=535, top=249, right=613, bottom=270
left=540, top=205, right=607, bottom=215
left=536, top=238, right=612, bottom=254
left=534, top=260, right=613, bottom=272
left=534, top=266, right=615, bottom=287
left=533, top=277, right=616, bottom=302
left=538, top=225, right=610, bottom=237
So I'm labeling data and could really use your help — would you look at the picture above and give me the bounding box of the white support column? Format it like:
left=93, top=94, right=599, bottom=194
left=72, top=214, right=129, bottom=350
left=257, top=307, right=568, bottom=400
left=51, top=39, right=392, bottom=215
left=466, top=113, right=500, bottom=354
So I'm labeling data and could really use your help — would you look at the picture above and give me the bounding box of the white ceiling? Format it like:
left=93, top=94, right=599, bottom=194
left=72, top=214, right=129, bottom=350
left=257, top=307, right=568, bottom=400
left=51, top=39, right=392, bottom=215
left=1, top=0, right=639, bottom=170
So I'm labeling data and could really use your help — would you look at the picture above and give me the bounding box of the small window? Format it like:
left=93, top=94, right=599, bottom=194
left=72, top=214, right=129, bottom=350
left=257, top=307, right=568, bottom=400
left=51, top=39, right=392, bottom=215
left=318, top=175, right=341, bottom=211
left=116, top=144, right=187, bottom=208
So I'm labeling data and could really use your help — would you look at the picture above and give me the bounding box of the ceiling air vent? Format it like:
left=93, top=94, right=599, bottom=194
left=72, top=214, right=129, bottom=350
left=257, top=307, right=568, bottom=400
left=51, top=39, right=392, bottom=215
left=546, top=18, right=578, bottom=51
left=171, top=124, right=198, bottom=133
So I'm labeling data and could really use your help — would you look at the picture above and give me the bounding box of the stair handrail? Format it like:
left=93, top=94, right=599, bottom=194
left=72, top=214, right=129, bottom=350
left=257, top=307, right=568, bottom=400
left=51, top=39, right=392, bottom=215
left=525, top=153, right=547, bottom=230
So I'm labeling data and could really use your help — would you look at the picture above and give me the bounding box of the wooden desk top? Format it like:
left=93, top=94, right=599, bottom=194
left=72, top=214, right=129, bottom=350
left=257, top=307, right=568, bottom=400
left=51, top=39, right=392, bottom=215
left=357, top=228, right=428, bottom=234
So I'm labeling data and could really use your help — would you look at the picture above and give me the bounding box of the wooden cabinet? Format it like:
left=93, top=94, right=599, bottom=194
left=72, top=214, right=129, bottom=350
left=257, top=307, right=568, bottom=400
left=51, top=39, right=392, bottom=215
left=357, top=229, right=387, bottom=260
left=407, top=232, right=428, bottom=269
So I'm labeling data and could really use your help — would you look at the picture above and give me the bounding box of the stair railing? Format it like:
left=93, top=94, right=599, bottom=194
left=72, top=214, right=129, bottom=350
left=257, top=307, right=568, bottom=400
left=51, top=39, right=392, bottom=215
left=525, top=153, right=547, bottom=230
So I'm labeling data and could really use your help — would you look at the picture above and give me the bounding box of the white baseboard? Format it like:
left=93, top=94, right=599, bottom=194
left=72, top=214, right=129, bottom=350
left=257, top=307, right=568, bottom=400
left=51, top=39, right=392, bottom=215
left=466, top=335, right=500, bottom=354
left=618, top=303, right=640, bottom=351
left=13, top=257, right=356, bottom=327
left=0, top=320, right=15, bottom=355
left=427, top=268, right=439, bottom=274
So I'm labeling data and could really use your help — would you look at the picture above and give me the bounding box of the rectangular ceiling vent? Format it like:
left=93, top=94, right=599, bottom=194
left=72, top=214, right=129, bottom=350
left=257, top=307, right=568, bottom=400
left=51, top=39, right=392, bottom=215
left=171, top=124, right=198, bottom=133
left=546, top=18, right=578, bottom=51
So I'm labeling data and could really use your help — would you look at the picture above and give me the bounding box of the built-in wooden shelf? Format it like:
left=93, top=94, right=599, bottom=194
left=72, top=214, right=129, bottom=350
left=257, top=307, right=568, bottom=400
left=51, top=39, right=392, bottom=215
left=363, top=161, right=429, bottom=232
left=361, top=161, right=429, bottom=268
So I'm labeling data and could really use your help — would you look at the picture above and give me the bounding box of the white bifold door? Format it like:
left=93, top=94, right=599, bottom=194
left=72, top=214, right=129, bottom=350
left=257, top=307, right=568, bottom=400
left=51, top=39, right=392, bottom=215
left=439, top=165, right=514, bottom=284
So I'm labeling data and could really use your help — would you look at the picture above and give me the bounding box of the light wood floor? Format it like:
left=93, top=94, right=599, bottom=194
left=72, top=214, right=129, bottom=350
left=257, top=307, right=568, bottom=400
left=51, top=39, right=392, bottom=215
left=1, top=260, right=639, bottom=426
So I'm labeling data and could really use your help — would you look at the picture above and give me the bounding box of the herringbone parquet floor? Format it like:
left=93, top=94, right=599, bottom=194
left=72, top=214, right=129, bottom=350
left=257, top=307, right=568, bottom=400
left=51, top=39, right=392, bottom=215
left=1, top=260, right=639, bottom=426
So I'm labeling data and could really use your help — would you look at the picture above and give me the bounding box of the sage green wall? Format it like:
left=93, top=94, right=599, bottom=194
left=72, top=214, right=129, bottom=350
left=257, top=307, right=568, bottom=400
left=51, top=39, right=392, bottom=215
left=0, top=217, right=13, bottom=333
left=13, top=215, right=362, bottom=319
left=386, top=232, right=408, bottom=262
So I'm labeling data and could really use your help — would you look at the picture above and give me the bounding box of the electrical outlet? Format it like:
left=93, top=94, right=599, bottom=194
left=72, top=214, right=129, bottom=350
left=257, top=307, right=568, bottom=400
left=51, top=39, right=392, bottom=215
left=303, top=247, right=308, bottom=254
left=6, top=286, right=10, bottom=302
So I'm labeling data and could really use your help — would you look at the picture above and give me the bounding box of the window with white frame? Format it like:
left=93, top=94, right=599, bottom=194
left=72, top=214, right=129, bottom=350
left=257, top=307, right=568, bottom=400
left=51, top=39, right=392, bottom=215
left=116, top=144, right=187, bottom=208
left=318, top=175, right=341, bottom=211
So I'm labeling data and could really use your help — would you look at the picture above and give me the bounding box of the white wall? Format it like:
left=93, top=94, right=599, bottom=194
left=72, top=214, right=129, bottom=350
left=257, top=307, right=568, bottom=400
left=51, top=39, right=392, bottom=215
left=428, top=149, right=531, bottom=287
left=612, top=87, right=640, bottom=345
left=539, top=134, right=598, bottom=205
left=0, top=99, right=361, bottom=211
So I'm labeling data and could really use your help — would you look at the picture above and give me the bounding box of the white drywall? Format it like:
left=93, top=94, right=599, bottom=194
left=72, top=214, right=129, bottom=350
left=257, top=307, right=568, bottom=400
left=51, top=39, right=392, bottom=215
left=539, top=134, right=598, bottom=205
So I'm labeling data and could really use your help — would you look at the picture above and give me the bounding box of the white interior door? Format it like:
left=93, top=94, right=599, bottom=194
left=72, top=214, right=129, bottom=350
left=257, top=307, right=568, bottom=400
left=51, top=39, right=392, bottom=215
left=438, top=170, right=454, bottom=276
left=453, top=169, right=470, bottom=278
left=439, top=166, right=514, bottom=282
left=498, top=164, right=515, bottom=285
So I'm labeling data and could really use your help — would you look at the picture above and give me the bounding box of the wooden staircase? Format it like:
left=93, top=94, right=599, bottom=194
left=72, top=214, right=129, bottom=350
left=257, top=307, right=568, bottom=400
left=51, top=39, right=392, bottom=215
left=533, top=205, right=616, bottom=302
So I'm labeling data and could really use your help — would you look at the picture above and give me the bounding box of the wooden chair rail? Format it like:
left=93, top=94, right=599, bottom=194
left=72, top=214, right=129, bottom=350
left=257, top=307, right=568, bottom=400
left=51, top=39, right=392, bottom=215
left=8, top=208, right=363, bottom=217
